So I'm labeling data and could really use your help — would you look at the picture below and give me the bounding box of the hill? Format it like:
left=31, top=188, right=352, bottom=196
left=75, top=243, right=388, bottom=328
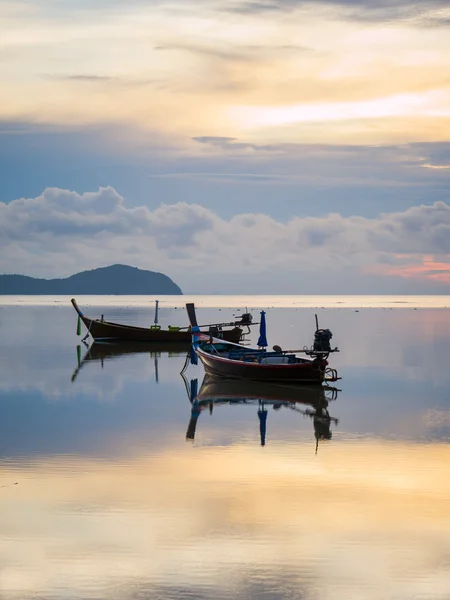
left=0, top=265, right=183, bottom=295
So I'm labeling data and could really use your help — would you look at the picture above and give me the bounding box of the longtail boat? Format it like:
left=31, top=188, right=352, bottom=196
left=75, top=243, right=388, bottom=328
left=187, top=304, right=340, bottom=384
left=185, top=374, right=339, bottom=447
left=71, top=298, right=252, bottom=345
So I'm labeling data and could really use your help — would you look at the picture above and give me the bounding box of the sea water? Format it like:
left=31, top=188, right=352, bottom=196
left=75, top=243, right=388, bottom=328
left=0, top=295, right=450, bottom=600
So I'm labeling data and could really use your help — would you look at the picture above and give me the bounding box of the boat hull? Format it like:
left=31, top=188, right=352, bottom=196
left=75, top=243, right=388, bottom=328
left=197, top=348, right=326, bottom=383
left=80, top=315, right=242, bottom=344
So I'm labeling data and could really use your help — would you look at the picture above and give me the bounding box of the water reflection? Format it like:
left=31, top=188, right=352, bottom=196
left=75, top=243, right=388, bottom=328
left=185, top=375, right=339, bottom=450
left=2, top=304, right=450, bottom=599
left=71, top=341, right=188, bottom=383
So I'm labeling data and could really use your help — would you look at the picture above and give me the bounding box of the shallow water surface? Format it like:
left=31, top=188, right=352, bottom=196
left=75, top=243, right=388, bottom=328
left=0, top=297, right=450, bottom=600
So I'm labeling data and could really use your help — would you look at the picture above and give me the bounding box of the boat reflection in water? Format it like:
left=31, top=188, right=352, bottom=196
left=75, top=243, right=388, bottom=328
left=185, top=374, right=339, bottom=450
left=71, top=340, right=188, bottom=383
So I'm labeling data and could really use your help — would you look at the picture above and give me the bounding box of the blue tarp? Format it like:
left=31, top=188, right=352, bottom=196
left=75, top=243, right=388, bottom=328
left=190, top=377, right=198, bottom=401
left=257, top=310, right=268, bottom=348
left=190, top=345, right=198, bottom=365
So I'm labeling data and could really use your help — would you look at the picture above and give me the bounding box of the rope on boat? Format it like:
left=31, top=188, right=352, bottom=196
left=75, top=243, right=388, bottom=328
left=180, top=342, right=200, bottom=374
left=81, top=320, right=93, bottom=343
left=180, top=350, right=191, bottom=375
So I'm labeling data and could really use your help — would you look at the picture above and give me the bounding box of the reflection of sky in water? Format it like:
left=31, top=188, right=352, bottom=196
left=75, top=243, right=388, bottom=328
left=0, top=303, right=449, bottom=455
left=2, top=445, right=450, bottom=600
left=1, top=301, right=450, bottom=599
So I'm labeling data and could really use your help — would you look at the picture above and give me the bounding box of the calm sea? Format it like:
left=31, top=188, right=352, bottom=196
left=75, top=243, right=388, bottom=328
left=1, top=295, right=450, bottom=600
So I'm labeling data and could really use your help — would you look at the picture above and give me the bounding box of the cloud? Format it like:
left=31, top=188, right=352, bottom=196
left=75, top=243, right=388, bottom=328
left=227, top=0, right=450, bottom=24
left=0, top=186, right=213, bottom=248
left=1, top=186, right=450, bottom=292
left=55, top=74, right=117, bottom=82
left=186, top=137, right=450, bottom=188
left=154, top=40, right=315, bottom=64
left=1, top=120, right=449, bottom=225
left=2, top=0, right=450, bottom=147
left=373, top=256, right=450, bottom=283
left=193, top=136, right=238, bottom=145
left=154, top=43, right=250, bottom=63
left=43, top=74, right=163, bottom=89
left=18, top=0, right=450, bottom=22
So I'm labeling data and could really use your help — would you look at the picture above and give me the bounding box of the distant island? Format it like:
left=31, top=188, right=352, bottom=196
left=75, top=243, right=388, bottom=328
left=0, top=265, right=183, bottom=295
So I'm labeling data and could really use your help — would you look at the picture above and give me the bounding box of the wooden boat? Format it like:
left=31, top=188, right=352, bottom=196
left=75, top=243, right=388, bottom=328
left=191, top=332, right=340, bottom=384
left=186, top=303, right=340, bottom=384
left=71, top=298, right=248, bottom=345
left=185, top=374, right=339, bottom=446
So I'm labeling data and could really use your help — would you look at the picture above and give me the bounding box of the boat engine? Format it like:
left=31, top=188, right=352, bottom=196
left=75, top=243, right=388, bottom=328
left=313, top=328, right=333, bottom=352
left=238, top=312, right=253, bottom=325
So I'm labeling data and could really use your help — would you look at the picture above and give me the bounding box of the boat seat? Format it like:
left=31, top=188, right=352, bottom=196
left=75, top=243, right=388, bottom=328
left=228, top=352, right=260, bottom=362
left=260, top=356, right=291, bottom=364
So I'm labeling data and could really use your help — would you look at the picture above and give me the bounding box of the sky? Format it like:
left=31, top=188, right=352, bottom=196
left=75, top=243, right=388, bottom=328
left=1, top=0, right=450, bottom=293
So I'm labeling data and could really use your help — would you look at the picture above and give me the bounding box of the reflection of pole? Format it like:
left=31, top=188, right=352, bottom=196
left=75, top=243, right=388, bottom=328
left=186, top=400, right=201, bottom=441
left=313, top=405, right=338, bottom=454
left=154, top=354, right=159, bottom=383
left=71, top=346, right=83, bottom=383
left=258, top=401, right=268, bottom=446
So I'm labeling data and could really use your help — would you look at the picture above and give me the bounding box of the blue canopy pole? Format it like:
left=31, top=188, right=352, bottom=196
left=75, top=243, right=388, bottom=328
left=154, top=300, right=159, bottom=325
left=257, top=310, right=268, bottom=348
left=150, top=300, right=161, bottom=330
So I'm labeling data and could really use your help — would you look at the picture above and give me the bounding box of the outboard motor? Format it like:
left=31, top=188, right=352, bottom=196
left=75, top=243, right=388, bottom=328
left=313, top=328, right=333, bottom=352
left=239, top=312, right=253, bottom=325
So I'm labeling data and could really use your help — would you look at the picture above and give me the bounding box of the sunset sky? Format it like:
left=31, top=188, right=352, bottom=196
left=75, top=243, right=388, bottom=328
left=1, top=0, right=450, bottom=292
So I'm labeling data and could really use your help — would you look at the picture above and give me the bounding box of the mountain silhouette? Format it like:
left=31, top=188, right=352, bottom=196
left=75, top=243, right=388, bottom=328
left=0, top=265, right=183, bottom=295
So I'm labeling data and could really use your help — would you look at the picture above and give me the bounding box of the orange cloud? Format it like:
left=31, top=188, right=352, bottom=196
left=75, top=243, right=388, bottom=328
left=381, top=255, right=450, bottom=283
